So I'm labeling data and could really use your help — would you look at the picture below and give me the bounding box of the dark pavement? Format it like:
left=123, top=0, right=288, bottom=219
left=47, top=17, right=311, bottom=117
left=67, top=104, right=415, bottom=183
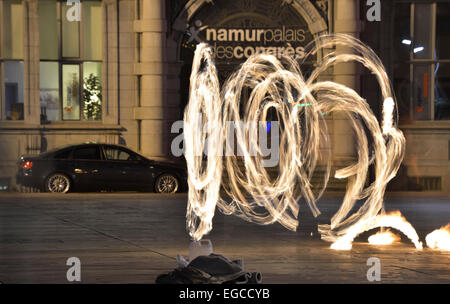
left=0, top=192, right=448, bottom=283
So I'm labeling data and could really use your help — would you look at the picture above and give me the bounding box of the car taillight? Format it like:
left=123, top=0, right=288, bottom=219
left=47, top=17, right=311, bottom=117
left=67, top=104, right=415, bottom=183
left=20, top=161, right=33, bottom=169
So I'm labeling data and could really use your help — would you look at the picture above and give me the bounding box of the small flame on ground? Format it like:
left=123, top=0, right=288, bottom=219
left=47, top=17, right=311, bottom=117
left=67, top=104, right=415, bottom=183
left=330, top=211, right=422, bottom=250
left=368, top=229, right=400, bottom=245
left=330, top=240, right=352, bottom=251
left=425, top=224, right=450, bottom=251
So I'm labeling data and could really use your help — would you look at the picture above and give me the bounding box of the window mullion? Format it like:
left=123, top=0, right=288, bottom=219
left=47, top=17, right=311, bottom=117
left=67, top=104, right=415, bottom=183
left=80, top=2, right=84, bottom=121
left=0, top=0, right=3, bottom=60
left=59, top=62, right=63, bottom=121
left=80, top=1, right=84, bottom=62
left=57, top=1, right=62, bottom=60
left=430, top=63, right=435, bottom=121
left=0, top=62, right=4, bottom=120
left=79, top=62, right=83, bottom=121
left=58, top=0, right=63, bottom=121
left=431, top=3, right=436, bottom=121
left=410, top=3, right=414, bottom=120
left=25, top=0, right=30, bottom=119
left=0, top=1, right=3, bottom=120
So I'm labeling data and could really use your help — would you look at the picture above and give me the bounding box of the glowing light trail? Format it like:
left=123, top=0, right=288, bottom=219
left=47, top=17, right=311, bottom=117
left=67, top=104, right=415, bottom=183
left=183, top=33, right=421, bottom=250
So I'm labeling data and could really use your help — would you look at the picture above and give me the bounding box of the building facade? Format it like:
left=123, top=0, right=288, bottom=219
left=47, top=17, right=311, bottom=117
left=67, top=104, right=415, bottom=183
left=0, top=0, right=449, bottom=191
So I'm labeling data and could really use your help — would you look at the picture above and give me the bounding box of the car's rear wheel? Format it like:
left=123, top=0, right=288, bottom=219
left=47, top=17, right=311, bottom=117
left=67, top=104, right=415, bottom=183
left=45, top=173, right=71, bottom=193
left=154, top=174, right=179, bottom=193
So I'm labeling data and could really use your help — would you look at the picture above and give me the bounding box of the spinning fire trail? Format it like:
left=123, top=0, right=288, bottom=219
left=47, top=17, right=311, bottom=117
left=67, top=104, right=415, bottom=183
left=183, top=33, right=434, bottom=250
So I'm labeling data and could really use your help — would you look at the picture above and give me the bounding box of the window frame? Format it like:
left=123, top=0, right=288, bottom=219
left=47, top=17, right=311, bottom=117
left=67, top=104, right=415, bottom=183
left=400, top=2, right=450, bottom=121
left=39, top=0, right=103, bottom=123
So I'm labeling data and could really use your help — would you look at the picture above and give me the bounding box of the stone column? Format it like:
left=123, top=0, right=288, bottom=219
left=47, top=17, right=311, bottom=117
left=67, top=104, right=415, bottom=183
left=134, top=0, right=179, bottom=160
left=332, top=0, right=361, bottom=163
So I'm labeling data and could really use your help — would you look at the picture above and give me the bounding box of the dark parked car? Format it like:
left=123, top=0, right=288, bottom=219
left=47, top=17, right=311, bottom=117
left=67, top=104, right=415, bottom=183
left=16, top=143, right=187, bottom=193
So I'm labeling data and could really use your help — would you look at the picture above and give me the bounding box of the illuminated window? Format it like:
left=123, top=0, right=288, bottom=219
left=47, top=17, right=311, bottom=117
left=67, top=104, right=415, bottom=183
left=40, top=62, right=59, bottom=121
left=38, top=0, right=103, bottom=122
left=4, top=61, right=24, bottom=120
left=62, top=64, right=80, bottom=120
left=394, top=2, right=450, bottom=122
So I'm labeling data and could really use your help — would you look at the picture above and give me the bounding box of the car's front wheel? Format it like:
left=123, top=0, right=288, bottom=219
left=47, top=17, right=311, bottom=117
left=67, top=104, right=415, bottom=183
left=154, top=174, right=179, bottom=193
left=45, top=173, right=71, bottom=193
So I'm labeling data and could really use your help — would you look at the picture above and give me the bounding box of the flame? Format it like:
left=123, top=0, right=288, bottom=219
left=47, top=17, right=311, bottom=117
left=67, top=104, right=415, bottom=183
left=330, top=211, right=422, bottom=250
left=330, top=240, right=352, bottom=251
left=425, top=224, right=450, bottom=251
left=373, top=211, right=422, bottom=249
left=368, top=229, right=400, bottom=245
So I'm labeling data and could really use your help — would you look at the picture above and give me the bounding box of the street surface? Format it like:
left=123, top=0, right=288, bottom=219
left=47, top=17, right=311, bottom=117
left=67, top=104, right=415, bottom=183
left=0, top=192, right=448, bottom=283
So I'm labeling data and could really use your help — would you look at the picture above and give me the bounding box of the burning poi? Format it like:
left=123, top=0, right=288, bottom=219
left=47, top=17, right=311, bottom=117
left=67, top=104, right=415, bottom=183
left=183, top=33, right=444, bottom=251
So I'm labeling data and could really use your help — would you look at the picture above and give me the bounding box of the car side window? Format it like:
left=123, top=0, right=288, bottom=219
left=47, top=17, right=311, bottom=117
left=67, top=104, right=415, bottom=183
left=72, top=146, right=101, bottom=160
left=53, top=149, right=72, bottom=159
left=104, top=146, right=134, bottom=161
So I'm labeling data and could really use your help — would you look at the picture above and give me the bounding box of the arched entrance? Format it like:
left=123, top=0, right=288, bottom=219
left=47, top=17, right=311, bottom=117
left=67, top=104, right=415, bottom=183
left=171, top=0, right=328, bottom=115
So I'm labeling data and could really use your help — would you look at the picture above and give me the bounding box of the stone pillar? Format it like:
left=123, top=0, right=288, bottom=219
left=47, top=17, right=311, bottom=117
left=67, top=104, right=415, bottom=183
left=134, top=0, right=179, bottom=160
left=332, top=0, right=361, bottom=163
